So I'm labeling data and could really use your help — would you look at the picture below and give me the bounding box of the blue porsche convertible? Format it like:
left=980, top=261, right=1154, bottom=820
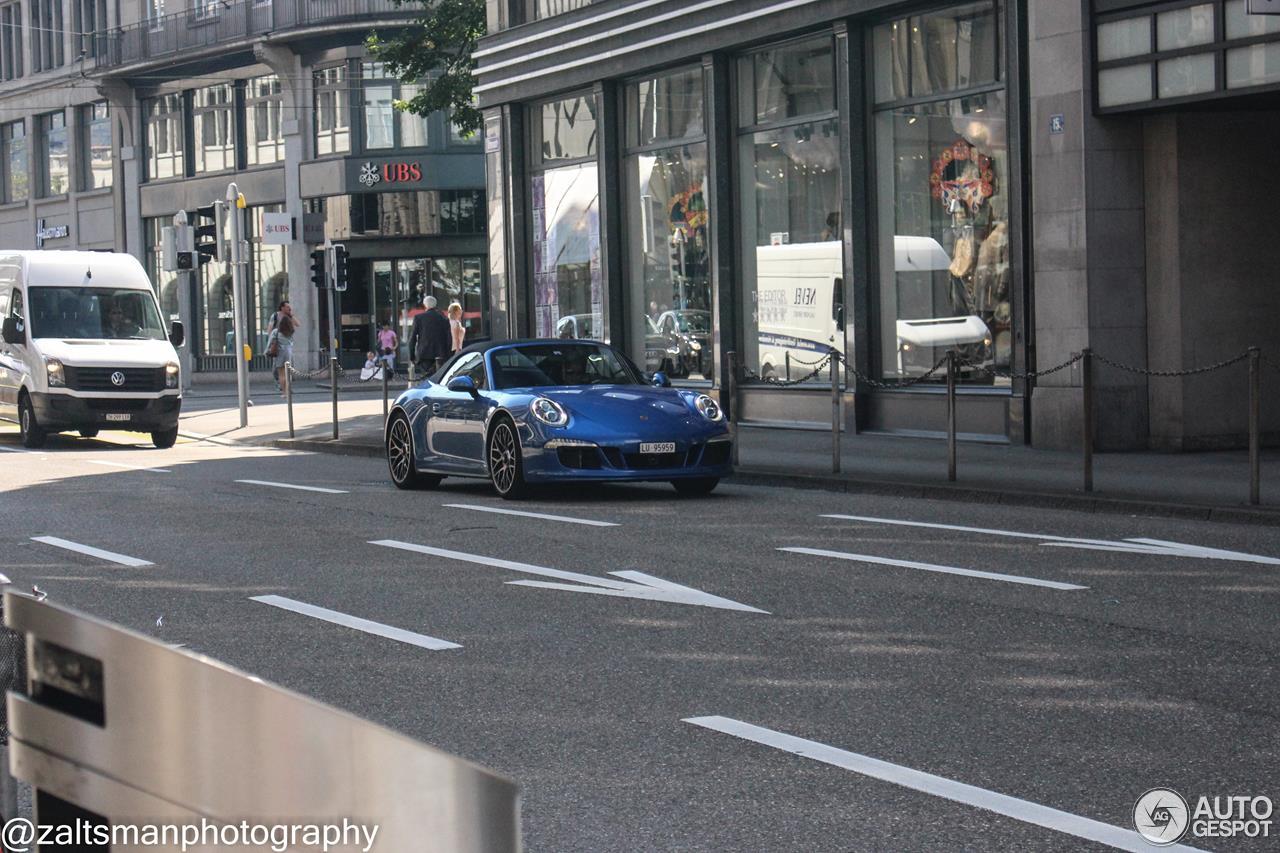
left=384, top=340, right=732, bottom=498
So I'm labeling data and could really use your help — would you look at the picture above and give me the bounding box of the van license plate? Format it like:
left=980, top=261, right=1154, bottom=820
left=104, top=414, right=131, bottom=422
left=639, top=442, right=675, bottom=454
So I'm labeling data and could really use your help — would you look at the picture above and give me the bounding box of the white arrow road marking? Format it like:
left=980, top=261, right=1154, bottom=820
left=370, top=540, right=767, bottom=613
left=235, top=479, right=348, bottom=494
left=88, top=460, right=172, bottom=474
left=780, top=547, right=1087, bottom=590
left=442, top=503, right=619, bottom=527
left=251, top=595, right=461, bottom=651
left=683, top=717, right=1207, bottom=853
left=31, top=536, right=153, bottom=567
left=823, top=513, right=1280, bottom=566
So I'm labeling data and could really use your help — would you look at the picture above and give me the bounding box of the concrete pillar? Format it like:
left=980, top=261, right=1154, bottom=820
left=255, top=42, right=317, bottom=370
left=1027, top=0, right=1148, bottom=450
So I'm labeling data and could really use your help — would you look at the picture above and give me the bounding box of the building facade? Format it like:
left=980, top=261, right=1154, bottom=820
left=477, top=0, right=1280, bottom=450
left=0, top=0, right=487, bottom=373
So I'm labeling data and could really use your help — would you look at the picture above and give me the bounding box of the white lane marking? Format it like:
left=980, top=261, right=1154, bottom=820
left=371, top=540, right=766, bottom=613
left=822, top=513, right=1280, bottom=566
left=31, top=536, right=153, bottom=567
left=0, top=445, right=30, bottom=453
left=235, top=479, right=348, bottom=494
left=780, top=547, right=1087, bottom=590
left=683, top=717, right=1206, bottom=853
left=88, top=460, right=172, bottom=474
left=251, top=595, right=461, bottom=650
left=442, top=503, right=619, bottom=527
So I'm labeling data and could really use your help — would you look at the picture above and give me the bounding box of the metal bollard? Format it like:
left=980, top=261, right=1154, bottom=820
left=946, top=350, right=957, bottom=482
left=330, top=354, right=339, bottom=441
left=831, top=350, right=841, bottom=474
left=1082, top=348, right=1094, bottom=493
left=727, top=350, right=739, bottom=468
left=785, top=351, right=791, bottom=382
left=1249, top=346, right=1261, bottom=505
left=382, top=362, right=390, bottom=423
left=285, top=362, right=295, bottom=439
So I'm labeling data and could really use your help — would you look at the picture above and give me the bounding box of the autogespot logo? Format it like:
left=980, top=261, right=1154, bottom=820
left=1134, top=788, right=1190, bottom=845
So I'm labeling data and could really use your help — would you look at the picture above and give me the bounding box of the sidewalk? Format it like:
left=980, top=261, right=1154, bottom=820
left=177, top=383, right=1280, bottom=525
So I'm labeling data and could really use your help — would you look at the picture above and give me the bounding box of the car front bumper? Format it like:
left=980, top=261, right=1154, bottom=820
left=521, top=437, right=732, bottom=483
left=31, top=391, right=182, bottom=432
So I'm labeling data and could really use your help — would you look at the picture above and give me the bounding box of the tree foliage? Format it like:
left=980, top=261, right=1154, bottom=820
left=367, top=0, right=486, bottom=136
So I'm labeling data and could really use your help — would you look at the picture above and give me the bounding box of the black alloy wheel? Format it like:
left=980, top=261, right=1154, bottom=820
left=487, top=418, right=527, bottom=499
left=18, top=394, right=46, bottom=449
left=387, top=412, right=440, bottom=490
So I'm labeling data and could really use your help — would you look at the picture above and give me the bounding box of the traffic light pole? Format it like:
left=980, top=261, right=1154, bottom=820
left=228, top=183, right=249, bottom=428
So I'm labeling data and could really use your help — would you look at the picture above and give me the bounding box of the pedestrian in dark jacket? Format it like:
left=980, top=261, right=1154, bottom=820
left=410, top=296, right=453, bottom=376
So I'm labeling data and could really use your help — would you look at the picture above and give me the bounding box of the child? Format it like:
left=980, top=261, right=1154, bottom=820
left=360, top=351, right=383, bottom=382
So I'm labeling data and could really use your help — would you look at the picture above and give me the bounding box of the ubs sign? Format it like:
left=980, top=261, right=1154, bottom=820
left=355, top=160, right=423, bottom=189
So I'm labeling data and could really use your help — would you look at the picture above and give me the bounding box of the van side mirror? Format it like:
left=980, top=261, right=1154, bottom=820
left=1, top=316, right=22, bottom=345
left=169, top=320, right=185, bottom=348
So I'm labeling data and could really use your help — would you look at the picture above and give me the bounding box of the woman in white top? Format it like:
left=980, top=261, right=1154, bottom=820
left=448, top=302, right=465, bottom=352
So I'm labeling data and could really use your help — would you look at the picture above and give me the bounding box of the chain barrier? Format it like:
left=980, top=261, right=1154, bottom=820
left=955, top=352, right=1083, bottom=382
left=287, top=362, right=345, bottom=381
left=848, top=355, right=950, bottom=389
left=741, top=354, right=833, bottom=387
left=1092, top=349, right=1251, bottom=377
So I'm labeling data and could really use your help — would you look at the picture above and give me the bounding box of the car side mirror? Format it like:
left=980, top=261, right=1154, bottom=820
left=169, top=320, right=185, bottom=348
left=651, top=371, right=671, bottom=388
left=1, top=316, right=22, bottom=345
left=447, top=375, right=479, bottom=397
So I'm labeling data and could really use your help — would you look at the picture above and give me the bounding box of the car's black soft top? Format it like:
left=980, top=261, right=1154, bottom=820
left=429, top=338, right=626, bottom=382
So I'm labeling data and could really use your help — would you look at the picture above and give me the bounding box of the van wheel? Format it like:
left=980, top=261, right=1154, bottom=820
left=18, top=393, right=46, bottom=449
left=79, top=429, right=99, bottom=438
left=151, top=427, right=178, bottom=449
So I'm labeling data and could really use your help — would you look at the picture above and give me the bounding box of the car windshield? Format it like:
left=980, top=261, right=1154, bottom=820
left=491, top=343, right=642, bottom=389
left=675, top=312, right=710, bottom=333
left=28, top=286, right=167, bottom=341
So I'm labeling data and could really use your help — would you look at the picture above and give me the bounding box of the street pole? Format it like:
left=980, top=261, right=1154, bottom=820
left=727, top=350, right=739, bottom=468
left=227, top=183, right=249, bottom=428
left=328, top=241, right=339, bottom=441
left=946, top=350, right=957, bottom=482
left=830, top=349, right=840, bottom=474
left=172, top=211, right=194, bottom=392
left=1082, top=348, right=1094, bottom=493
left=1249, top=346, right=1260, bottom=505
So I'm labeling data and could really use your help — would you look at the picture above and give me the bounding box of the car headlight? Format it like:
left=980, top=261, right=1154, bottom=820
left=165, top=361, right=180, bottom=389
left=694, top=394, right=722, bottom=422
left=45, top=358, right=64, bottom=388
left=530, top=397, right=568, bottom=426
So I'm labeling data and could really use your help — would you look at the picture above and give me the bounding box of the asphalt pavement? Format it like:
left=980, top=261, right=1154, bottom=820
left=1, top=427, right=1277, bottom=851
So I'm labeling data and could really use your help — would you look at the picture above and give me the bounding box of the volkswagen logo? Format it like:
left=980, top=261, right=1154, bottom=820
left=110, top=371, right=126, bottom=387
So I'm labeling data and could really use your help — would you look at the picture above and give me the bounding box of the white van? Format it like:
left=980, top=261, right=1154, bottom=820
left=0, top=251, right=184, bottom=449
left=755, top=241, right=845, bottom=380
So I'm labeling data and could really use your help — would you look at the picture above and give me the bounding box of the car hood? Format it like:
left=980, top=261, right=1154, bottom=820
left=32, top=337, right=179, bottom=367
left=536, top=385, right=713, bottom=435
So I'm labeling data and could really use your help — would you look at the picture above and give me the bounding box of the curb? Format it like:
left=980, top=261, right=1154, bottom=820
left=204, top=431, right=1280, bottom=527
left=727, top=467, right=1280, bottom=527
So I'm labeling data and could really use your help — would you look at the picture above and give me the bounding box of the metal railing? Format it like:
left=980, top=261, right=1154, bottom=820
left=91, top=0, right=411, bottom=70
left=729, top=346, right=1269, bottom=504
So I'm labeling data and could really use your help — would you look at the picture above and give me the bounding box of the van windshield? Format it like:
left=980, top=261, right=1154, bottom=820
left=28, top=287, right=167, bottom=341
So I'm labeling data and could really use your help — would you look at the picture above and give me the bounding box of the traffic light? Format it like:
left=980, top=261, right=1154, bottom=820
left=310, top=249, right=327, bottom=289
left=193, top=203, right=224, bottom=266
left=331, top=244, right=349, bottom=292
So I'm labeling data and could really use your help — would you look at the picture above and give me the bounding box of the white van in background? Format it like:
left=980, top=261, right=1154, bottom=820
left=0, top=251, right=184, bottom=448
left=755, top=242, right=845, bottom=380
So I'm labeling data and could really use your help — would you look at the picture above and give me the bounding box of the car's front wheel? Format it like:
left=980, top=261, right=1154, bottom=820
left=672, top=477, right=719, bottom=496
left=18, top=393, right=46, bottom=449
left=487, top=417, right=528, bottom=499
left=387, top=411, right=440, bottom=490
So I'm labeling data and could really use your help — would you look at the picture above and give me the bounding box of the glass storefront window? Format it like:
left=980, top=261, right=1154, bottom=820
left=537, top=94, right=597, bottom=162
left=531, top=163, right=602, bottom=339
left=193, top=83, right=235, bottom=174
left=874, top=90, right=1009, bottom=385
left=145, top=94, right=184, bottom=181
left=625, top=66, right=711, bottom=380
left=748, top=36, right=836, bottom=125
left=873, top=3, right=1000, bottom=103
left=738, top=121, right=843, bottom=383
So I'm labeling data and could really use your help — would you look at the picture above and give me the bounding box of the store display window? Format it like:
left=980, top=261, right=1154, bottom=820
left=872, top=2, right=1009, bottom=386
